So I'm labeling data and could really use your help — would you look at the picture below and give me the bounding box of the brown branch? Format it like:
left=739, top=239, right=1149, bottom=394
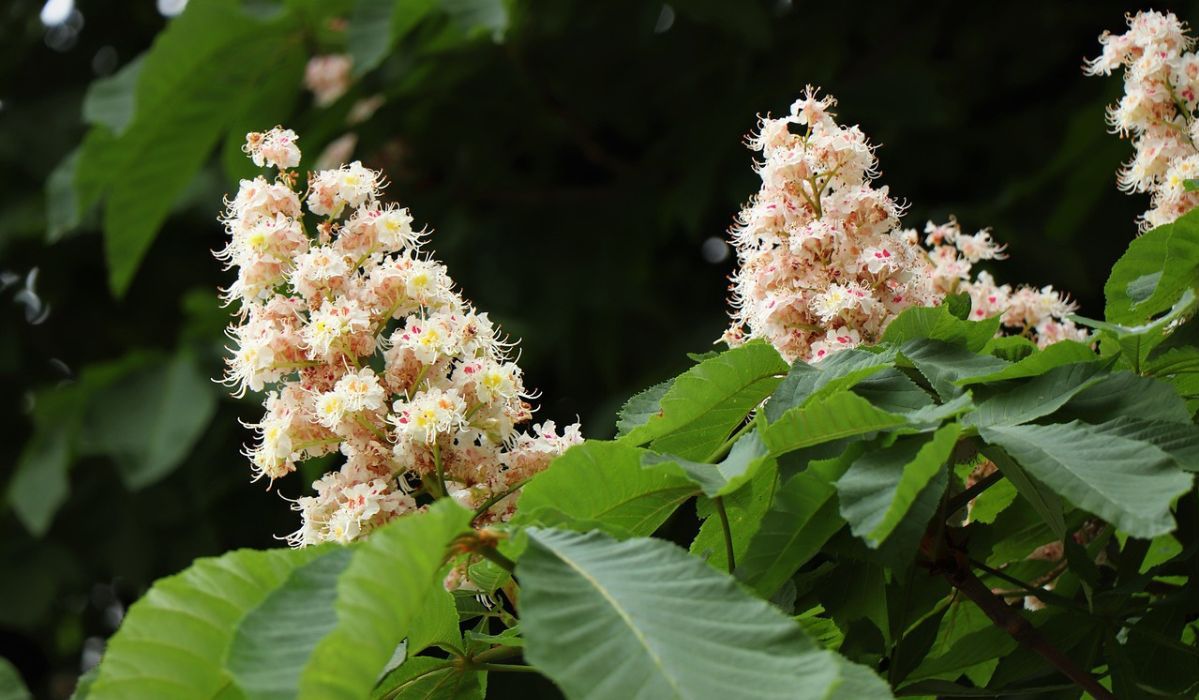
left=933, top=547, right=1114, bottom=700
left=944, top=470, right=1003, bottom=518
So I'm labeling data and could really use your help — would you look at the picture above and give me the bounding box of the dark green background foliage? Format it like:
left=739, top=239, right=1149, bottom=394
left=0, top=0, right=1192, bottom=696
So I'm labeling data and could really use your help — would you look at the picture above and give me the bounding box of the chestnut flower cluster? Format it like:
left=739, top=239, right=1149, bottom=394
left=719, top=88, right=1088, bottom=361
left=723, top=89, right=1085, bottom=363
left=216, top=127, right=582, bottom=547
left=1085, top=10, right=1199, bottom=230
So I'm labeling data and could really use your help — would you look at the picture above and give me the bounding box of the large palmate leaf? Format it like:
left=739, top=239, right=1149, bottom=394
left=763, top=347, right=898, bottom=421
left=737, top=468, right=845, bottom=598
left=964, top=362, right=1107, bottom=428
left=1090, top=417, right=1199, bottom=471
left=1053, top=370, right=1194, bottom=425
left=88, top=546, right=328, bottom=699
left=1106, top=208, right=1199, bottom=324
left=70, top=0, right=308, bottom=295
left=760, top=391, right=908, bottom=457
left=227, top=548, right=354, bottom=699
left=980, top=422, right=1193, bottom=538
left=850, top=369, right=936, bottom=413
left=515, top=441, right=698, bottom=537
left=297, top=501, right=471, bottom=699
left=956, top=340, right=1096, bottom=385
left=518, top=528, right=892, bottom=700
left=881, top=305, right=1001, bottom=352
left=642, top=432, right=771, bottom=498
left=837, top=423, right=961, bottom=548
left=615, top=380, right=674, bottom=437
left=619, top=341, right=787, bottom=460
left=898, top=339, right=1009, bottom=398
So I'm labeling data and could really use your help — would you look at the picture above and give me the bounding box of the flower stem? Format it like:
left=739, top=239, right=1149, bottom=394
left=352, top=413, right=390, bottom=444
left=432, top=440, right=448, bottom=499
left=477, top=546, right=517, bottom=574
left=472, top=477, right=532, bottom=523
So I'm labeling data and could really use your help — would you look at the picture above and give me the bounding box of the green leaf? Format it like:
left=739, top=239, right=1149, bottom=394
left=515, top=441, right=697, bottom=537
left=74, top=0, right=308, bottom=295
left=615, top=379, right=674, bottom=437
left=690, top=458, right=778, bottom=572
left=227, top=547, right=353, bottom=699
left=964, top=362, right=1106, bottom=428
left=347, top=0, right=437, bottom=76
left=619, top=341, right=787, bottom=460
left=70, top=667, right=97, bottom=700
left=89, top=546, right=327, bottom=699
left=1076, top=288, right=1198, bottom=368
left=957, top=340, right=1096, bottom=385
left=407, top=586, right=465, bottom=656
left=849, top=368, right=935, bottom=413
left=837, top=423, right=961, bottom=548
left=440, top=0, right=510, bottom=41
left=463, top=625, right=522, bottom=649
left=979, top=444, right=1066, bottom=540
left=297, top=500, right=471, bottom=699
left=974, top=496, right=1076, bottom=567
left=82, top=55, right=144, bottom=134
left=1090, top=417, right=1199, bottom=472
left=347, top=0, right=505, bottom=76
left=7, top=426, right=71, bottom=537
left=465, top=558, right=510, bottom=595
left=763, top=348, right=898, bottom=422
left=518, top=528, right=892, bottom=700
left=980, top=421, right=1193, bottom=538
left=898, top=339, right=1009, bottom=398
left=0, top=658, right=31, bottom=700
left=370, top=656, right=482, bottom=700
left=982, top=334, right=1037, bottom=362
left=905, top=600, right=1017, bottom=683
left=760, top=391, right=908, bottom=457
left=1144, top=345, right=1199, bottom=413
left=642, top=432, right=771, bottom=498
left=1054, top=370, right=1194, bottom=425
left=882, top=305, right=1001, bottom=352
left=737, top=470, right=844, bottom=598
left=78, top=350, right=218, bottom=489
left=6, top=353, right=152, bottom=535
left=46, top=148, right=84, bottom=242
left=793, top=607, right=845, bottom=652
left=1106, top=208, right=1199, bottom=324
left=220, top=45, right=306, bottom=183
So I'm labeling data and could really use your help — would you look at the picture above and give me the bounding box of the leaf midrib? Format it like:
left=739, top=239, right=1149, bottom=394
left=549, top=545, right=685, bottom=699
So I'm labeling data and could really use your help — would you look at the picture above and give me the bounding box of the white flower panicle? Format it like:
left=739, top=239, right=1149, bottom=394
left=1086, top=11, right=1199, bottom=229
left=217, top=128, right=582, bottom=547
left=724, top=88, right=1085, bottom=363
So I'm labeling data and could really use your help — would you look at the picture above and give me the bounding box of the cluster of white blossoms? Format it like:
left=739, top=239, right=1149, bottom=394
left=1085, top=10, right=1199, bottom=230
left=217, top=127, right=582, bottom=547
left=724, top=89, right=1085, bottom=363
